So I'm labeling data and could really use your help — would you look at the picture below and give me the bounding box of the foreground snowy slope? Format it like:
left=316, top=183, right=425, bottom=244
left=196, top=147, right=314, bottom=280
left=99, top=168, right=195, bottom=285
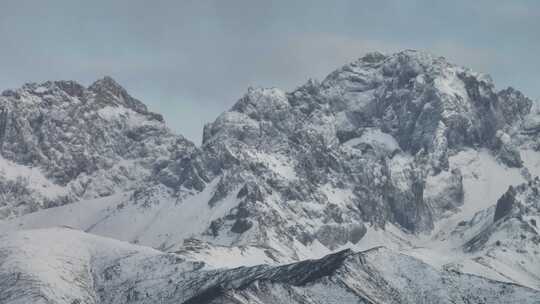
left=1, top=50, right=540, bottom=301
left=1, top=228, right=538, bottom=304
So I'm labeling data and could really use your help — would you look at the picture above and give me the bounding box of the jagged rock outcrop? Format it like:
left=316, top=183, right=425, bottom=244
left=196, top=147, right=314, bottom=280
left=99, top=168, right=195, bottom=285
left=0, top=77, right=201, bottom=218
left=192, top=50, right=533, bottom=254
left=494, top=186, right=517, bottom=222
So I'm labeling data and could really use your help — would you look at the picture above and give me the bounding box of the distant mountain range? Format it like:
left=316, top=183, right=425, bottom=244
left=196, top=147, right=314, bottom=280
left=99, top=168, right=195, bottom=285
left=0, top=50, right=539, bottom=303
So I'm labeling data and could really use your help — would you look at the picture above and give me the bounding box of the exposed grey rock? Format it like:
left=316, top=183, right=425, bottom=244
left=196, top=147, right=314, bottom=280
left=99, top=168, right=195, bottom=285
left=194, top=50, right=532, bottom=249
left=494, top=186, right=517, bottom=222
left=0, top=77, right=202, bottom=218
left=495, top=131, right=523, bottom=167
left=314, top=223, right=367, bottom=248
left=424, top=168, right=464, bottom=217
left=230, top=218, right=253, bottom=233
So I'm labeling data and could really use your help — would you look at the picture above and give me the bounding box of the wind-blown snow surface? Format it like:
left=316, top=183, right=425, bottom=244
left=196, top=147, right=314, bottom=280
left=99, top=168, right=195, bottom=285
left=1, top=228, right=538, bottom=304
left=2, top=50, right=540, bottom=302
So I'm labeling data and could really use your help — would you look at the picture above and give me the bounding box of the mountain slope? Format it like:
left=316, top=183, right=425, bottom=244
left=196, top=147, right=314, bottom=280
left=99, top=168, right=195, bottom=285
left=1, top=227, right=538, bottom=304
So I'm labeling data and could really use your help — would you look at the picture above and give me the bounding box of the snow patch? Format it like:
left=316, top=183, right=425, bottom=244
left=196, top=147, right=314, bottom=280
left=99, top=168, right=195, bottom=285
left=0, top=156, right=68, bottom=198
left=250, top=151, right=298, bottom=180
left=343, top=128, right=400, bottom=152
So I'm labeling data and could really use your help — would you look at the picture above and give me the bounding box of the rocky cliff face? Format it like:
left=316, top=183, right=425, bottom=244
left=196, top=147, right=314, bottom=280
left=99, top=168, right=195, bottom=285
left=1, top=50, right=540, bottom=302
left=193, top=50, right=533, bottom=254
left=0, top=77, right=201, bottom=218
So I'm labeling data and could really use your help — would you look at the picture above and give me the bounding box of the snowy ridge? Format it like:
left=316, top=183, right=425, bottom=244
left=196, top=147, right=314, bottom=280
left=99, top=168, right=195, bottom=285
left=1, top=227, right=538, bottom=304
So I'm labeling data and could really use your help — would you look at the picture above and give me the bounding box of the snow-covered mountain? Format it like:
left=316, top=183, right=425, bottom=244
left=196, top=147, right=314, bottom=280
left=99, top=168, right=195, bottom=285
left=0, top=76, right=203, bottom=219
left=1, top=50, right=540, bottom=303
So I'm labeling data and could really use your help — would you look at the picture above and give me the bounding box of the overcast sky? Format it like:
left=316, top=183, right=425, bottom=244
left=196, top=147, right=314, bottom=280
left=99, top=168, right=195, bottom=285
left=1, top=0, right=538, bottom=143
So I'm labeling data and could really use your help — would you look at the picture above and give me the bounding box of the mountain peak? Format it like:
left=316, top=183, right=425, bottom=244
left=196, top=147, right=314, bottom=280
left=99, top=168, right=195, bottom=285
left=358, top=49, right=436, bottom=63
left=88, top=75, right=131, bottom=103
left=360, top=51, right=387, bottom=63
left=1, top=80, right=87, bottom=99
left=88, top=75, right=124, bottom=92
left=88, top=76, right=151, bottom=114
